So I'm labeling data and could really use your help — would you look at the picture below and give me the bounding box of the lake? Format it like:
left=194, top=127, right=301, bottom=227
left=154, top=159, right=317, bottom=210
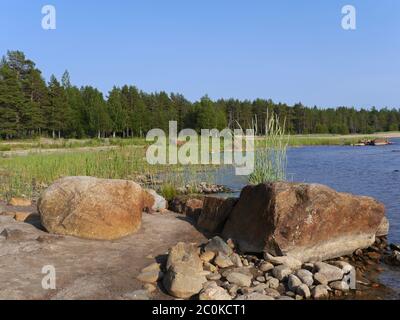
left=215, top=138, right=400, bottom=297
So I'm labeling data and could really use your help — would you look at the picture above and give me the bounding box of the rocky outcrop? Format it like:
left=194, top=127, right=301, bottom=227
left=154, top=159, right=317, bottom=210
left=38, top=176, right=146, bottom=240
left=197, top=197, right=237, bottom=234
left=222, top=182, right=385, bottom=262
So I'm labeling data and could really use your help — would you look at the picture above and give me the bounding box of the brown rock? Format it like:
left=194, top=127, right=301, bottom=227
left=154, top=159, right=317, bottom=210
left=14, top=212, right=39, bottom=222
left=169, top=196, right=204, bottom=221
left=222, top=182, right=385, bottom=262
left=197, top=197, right=237, bottom=234
left=38, top=176, right=145, bottom=240
left=9, top=197, right=32, bottom=207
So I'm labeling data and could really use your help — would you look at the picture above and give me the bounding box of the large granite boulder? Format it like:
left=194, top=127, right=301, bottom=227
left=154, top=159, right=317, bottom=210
left=38, top=176, right=145, bottom=240
left=197, top=197, right=237, bottom=234
left=222, top=182, right=385, bottom=262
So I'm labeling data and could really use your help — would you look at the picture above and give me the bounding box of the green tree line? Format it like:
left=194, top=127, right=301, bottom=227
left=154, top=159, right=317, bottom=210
left=1, top=50, right=399, bottom=139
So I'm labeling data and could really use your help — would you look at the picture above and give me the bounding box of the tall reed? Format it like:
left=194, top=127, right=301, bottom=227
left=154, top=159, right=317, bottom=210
left=249, top=113, right=289, bottom=184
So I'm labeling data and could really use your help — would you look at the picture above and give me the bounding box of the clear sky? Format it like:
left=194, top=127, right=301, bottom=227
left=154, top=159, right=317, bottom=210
left=1, top=0, right=399, bottom=108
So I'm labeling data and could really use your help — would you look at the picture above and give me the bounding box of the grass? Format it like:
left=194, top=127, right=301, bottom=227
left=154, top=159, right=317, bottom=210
left=249, top=114, right=289, bottom=184
left=0, top=145, right=219, bottom=201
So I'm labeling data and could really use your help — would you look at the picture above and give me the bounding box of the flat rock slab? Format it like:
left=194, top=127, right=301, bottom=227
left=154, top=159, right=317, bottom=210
left=0, top=209, right=206, bottom=300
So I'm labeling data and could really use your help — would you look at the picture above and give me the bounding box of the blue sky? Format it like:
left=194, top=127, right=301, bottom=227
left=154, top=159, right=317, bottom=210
left=1, top=0, right=399, bottom=108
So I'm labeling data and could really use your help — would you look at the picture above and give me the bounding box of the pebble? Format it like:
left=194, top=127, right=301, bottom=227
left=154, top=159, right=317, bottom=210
left=312, top=285, right=329, bottom=299
left=259, top=262, right=274, bottom=272
left=214, top=252, right=234, bottom=268
left=206, top=272, right=221, bottom=281
left=200, top=251, right=215, bottom=263
left=296, top=284, right=311, bottom=299
left=235, top=293, right=274, bottom=300
left=226, top=272, right=252, bottom=287
left=272, top=265, right=292, bottom=281
left=296, top=269, right=314, bottom=287
left=266, top=277, right=280, bottom=289
left=230, top=253, right=243, bottom=267
left=143, top=283, right=156, bottom=294
left=256, top=276, right=266, bottom=283
left=264, top=288, right=281, bottom=298
left=288, top=274, right=302, bottom=291
left=314, top=262, right=344, bottom=282
left=330, top=281, right=350, bottom=292
left=203, top=262, right=217, bottom=273
left=314, top=272, right=328, bottom=285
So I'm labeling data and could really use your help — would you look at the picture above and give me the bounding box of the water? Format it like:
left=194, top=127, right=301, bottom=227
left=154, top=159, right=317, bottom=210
left=215, top=138, right=400, bottom=296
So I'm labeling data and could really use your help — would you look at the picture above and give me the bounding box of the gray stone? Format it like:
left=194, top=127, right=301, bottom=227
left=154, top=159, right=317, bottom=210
left=206, top=272, right=222, bottom=281
left=272, top=265, right=292, bottom=281
left=288, top=274, right=302, bottom=291
left=330, top=281, right=350, bottom=292
left=199, top=283, right=232, bottom=300
left=230, top=253, right=243, bottom=267
left=302, top=262, right=314, bottom=272
left=214, top=252, right=234, bottom=268
left=314, top=262, right=344, bottom=282
left=264, top=288, right=280, bottom=298
left=259, top=262, right=274, bottom=272
left=312, top=285, right=329, bottom=299
left=226, top=272, right=252, bottom=287
left=252, top=283, right=268, bottom=293
left=256, top=276, right=266, bottom=283
left=205, top=236, right=233, bottom=256
left=296, top=269, right=314, bottom=287
left=266, top=277, right=280, bottom=289
left=265, top=253, right=302, bottom=270
left=313, top=272, right=328, bottom=285
left=296, top=284, right=311, bottom=299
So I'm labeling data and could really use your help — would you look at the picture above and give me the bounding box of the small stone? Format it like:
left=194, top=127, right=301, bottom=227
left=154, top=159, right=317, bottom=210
left=330, top=281, right=350, bottom=292
left=331, top=261, right=354, bottom=274
left=203, top=261, right=218, bottom=273
left=286, top=291, right=295, bottom=297
left=312, top=285, right=329, bottom=299
left=206, top=272, right=221, bottom=281
left=228, top=284, right=239, bottom=296
left=200, top=251, right=215, bottom=263
left=242, top=259, right=249, bottom=266
left=230, top=253, right=243, bottom=267
left=314, top=262, right=344, bottom=282
left=313, top=272, right=328, bottom=285
left=296, top=284, right=311, bottom=299
left=288, top=274, right=302, bottom=291
left=264, top=288, right=280, bottom=298
left=226, top=272, right=252, bottom=287
left=295, top=295, right=303, bottom=300
left=214, top=252, right=234, bottom=268
left=256, top=276, right=266, bottom=283
left=296, top=269, right=314, bottom=287
left=252, top=283, right=268, bottom=293
left=272, top=265, right=292, bottom=281
left=259, top=262, right=274, bottom=272
left=264, top=253, right=302, bottom=270
left=266, top=277, right=280, bottom=290
left=205, top=236, right=233, bottom=256
left=199, top=284, right=232, bottom=300
left=252, top=281, right=260, bottom=286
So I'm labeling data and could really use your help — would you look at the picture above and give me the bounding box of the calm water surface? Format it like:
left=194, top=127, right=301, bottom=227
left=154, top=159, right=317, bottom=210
left=215, top=138, right=400, bottom=297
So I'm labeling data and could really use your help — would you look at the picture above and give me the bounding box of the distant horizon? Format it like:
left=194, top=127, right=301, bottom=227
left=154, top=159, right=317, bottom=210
left=1, top=1, right=399, bottom=109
